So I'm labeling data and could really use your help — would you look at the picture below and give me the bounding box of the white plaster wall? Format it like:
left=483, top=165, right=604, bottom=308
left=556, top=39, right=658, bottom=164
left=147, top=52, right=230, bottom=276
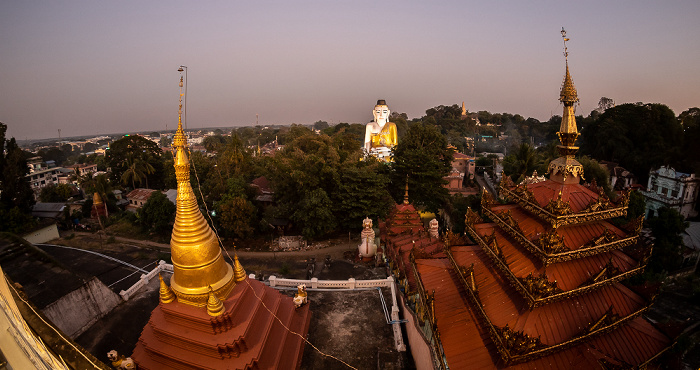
left=22, top=224, right=60, bottom=244
left=42, top=277, right=122, bottom=338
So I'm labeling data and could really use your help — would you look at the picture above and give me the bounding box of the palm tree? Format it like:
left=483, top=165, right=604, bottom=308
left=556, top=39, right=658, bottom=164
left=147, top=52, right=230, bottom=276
left=121, top=154, right=155, bottom=189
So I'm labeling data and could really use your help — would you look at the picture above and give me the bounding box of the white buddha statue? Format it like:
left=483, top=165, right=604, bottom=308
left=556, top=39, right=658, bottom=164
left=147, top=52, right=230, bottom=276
left=364, top=100, right=398, bottom=161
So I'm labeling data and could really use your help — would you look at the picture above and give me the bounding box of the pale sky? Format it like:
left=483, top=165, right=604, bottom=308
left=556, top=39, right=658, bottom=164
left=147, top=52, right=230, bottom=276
left=1, top=1, right=699, bottom=140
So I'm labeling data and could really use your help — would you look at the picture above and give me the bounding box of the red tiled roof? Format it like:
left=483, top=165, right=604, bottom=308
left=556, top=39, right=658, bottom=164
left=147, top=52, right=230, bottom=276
left=471, top=224, right=638, bottom=290
left=416, top=259, right=499, bottom=369
left=490, top=204, right=631, bottom=251
left=450, top=246, right=647, bottom=346
left=526, top=180, right=599, bottom=213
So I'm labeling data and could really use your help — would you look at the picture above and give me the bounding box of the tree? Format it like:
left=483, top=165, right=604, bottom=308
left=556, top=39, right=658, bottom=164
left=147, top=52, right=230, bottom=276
left=292, top=188, right=336, bottom=239
left=106, top=135, right=163, bottom=189
left=580, top=103, right=683, bottom=185
left=0, top=122, right=36, bottom=234
left=578, top=156, right=612, bottom=196
left=334, top=161, right=394, bottom=230
left=313, top=120, right=329, bottom=131
left=647, top=207, right=688, bottom=274
left=502, top=143, right=540, bottom=183
left=138, top=191, right=175, bottom=237
left=216, top=196, right=256, bottom=239
left=392, top=121, right=453, bottom=213
left=39, top=184, right=73, bottom=203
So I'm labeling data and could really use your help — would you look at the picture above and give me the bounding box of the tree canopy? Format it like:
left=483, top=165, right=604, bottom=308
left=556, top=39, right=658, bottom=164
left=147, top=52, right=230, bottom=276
left=392, top=121, right=453, bottom=213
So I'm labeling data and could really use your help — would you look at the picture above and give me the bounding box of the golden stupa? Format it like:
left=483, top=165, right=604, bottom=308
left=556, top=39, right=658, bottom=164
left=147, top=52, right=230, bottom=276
left=166, top=76, right=235, bottom=307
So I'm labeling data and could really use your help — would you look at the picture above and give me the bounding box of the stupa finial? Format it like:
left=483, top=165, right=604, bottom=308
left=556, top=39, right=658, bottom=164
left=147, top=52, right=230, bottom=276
left=159, top=274, right=175, bottom=304
left=403, top=175, right=410, bottom=205
left=206, top=286, right=225, bottom=317
left=168, top=68, right=235, bottom=307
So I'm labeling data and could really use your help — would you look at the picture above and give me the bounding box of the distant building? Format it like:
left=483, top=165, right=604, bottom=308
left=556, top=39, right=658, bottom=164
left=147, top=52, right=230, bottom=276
left=641, top=166, right=699, bottom=219
left=600, top=161, right=636, bottom=190
left=65, top=163, right=97, bottom=177
left=125, top=188, right=157, bottom=212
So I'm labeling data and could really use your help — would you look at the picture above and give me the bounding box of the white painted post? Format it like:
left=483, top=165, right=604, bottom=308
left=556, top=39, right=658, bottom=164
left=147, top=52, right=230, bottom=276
left=311, top=278, right=318, bottom=289
left=269, top=275, right=276, bottom=287
left=348, top=278, right=356, bottom=289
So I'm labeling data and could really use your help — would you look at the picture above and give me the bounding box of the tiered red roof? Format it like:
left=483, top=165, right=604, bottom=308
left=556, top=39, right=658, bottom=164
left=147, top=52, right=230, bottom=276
left=132, top=278, right=311, bottom=370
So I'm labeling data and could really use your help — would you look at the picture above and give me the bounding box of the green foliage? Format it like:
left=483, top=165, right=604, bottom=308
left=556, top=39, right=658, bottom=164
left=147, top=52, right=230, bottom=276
left=292, top=188, right=336, bottom=239
left=392, top=121, right=453, bottom=213
left=580, top=103, right=683, bottom=184
left=1, top=137, right=34, bottom=212
left=647, top=207, right=688, bottom=273
left=578, top=156, right=612, bottom=196
left=626, top=190, right=646, bottom=221
left=0, top=206, right=37, bottom=234
left=215, top=196, right=256, bottom=239
left=446, top=194, right=481, bottom=234
left=335, top=161, right=394, bottom=230
left=137, top=191, right=176, bottom=237
left=39, top=184, right=73, bottom=203
left=106, top=135, right=163, bottom=189
left=502, top=143, right=541, bottom=183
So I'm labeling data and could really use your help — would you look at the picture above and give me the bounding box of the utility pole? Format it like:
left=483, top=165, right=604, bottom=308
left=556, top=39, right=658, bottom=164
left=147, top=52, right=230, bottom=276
left=58, top=129, right=61, bottom=139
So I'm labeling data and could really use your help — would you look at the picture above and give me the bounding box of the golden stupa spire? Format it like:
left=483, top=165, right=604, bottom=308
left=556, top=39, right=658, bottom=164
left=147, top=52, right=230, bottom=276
left=548, top=28, right=584, bottom=184
left=206, top=286, right=225, bottom=317
left=93, top=192, right=103, bottom=205
left=168, top=68, right=234, bottom=307
left=403, top=176, right=410, bottom=205
left=233, top=253, right=247, bottom=282
left=159, top=274, right=175, bottom=304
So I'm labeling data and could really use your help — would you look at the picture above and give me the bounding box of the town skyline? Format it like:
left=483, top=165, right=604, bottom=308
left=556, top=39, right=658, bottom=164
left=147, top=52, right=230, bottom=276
left=2, top=1, right=699, bottom=140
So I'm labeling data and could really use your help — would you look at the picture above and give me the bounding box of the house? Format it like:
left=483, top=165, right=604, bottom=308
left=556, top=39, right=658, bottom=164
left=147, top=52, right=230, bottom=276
left=641, top=166, right=699, bottom=219
left=600, top=160, right=636, bottom=190
left=125, top=188, right=157, bottom=212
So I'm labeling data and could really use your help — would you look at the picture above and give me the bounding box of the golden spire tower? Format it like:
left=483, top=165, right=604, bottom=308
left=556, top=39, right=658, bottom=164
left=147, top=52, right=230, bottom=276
left=168, top=70, right=235, bottom=307
left=548, top=28, right=584, bottom=184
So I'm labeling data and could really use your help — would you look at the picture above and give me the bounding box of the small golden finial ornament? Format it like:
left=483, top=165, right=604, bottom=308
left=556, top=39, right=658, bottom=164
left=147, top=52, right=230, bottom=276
left=233, top=253, right=247, bottom=282
left=206, top=286, right=225, bottom=317
left=159, top=274, right=175, bottom=304
left=403, top=175, right=410, bottom=205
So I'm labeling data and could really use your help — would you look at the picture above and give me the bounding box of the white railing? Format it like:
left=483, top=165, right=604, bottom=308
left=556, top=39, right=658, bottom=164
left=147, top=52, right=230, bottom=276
left=119, top=260, right=170, bottom=301
left=268, top=276, right=393, bottom=290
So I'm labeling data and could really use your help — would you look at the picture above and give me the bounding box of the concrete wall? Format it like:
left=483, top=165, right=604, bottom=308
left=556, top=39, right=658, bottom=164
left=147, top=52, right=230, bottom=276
left=22, top=224, right=60, bottom=245
left=42, top=277, right=122, bottom=338
left=399, top=294, right=435, bottom=370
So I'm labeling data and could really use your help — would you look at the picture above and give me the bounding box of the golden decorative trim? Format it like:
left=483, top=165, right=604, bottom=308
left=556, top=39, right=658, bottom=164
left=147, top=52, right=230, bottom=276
left=499, top=185, right=629, bottom=228
left=518, top=273, right=562, bottom=300
left=447, top=244, right=653, bottom=365
left=466, top=221, right=645, bottom=307
left=465, top=207, right=483, bottom=226
left=545, top=191, right=572, bottom=216
left=496, top=324, right=547, bottom=356
left=585, top=229, right=618, bottom=249
left=534, top=229, right=567, bottom=255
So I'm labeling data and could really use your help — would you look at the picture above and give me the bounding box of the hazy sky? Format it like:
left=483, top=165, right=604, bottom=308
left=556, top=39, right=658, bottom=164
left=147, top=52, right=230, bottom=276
left=1, top=1, right=699, bottom=140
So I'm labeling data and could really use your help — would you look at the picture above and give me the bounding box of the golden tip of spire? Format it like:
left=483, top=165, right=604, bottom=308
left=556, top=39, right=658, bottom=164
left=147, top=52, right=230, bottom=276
left=233, top=254, right=247, bottom=282
left=159, top=274, right=176, bottom=304
left=206, top=286, right=225, bottom=317
left=93, top=192, right=103, bottom=205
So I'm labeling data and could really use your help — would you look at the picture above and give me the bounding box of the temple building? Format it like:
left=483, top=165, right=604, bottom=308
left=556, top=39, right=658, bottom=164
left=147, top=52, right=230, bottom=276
left=131, top=74, right=311, bottom=369
left=381, top=33, right=673, bottom=369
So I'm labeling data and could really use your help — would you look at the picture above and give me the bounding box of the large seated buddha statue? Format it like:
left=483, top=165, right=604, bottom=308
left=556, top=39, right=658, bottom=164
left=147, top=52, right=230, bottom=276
left=364, top=99, right=398, bottom=161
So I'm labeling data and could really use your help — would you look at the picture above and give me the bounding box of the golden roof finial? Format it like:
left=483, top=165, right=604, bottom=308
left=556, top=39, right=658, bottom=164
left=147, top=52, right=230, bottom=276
left=159, top=274, right=175, bottom=304
left=168, top=70, right=234, bottom=307
left=172, top=73, right=187, bottom=150
left=206, top=286, right=225, bottom=317
left=93, top=192, right=103, bottom=205
left=559, top=28, right=579, bottom=105
left=233, top=253, right=247, bottom=282
left=403, top=175, right=410, bottom=205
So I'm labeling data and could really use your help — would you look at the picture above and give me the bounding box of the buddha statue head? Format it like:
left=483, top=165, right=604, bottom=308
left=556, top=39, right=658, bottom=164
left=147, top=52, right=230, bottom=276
left=373, top=100, right=390, bottom=126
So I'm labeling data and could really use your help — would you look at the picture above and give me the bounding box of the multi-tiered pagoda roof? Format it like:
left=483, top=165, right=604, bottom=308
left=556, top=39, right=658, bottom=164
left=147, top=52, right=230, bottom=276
left=382, top=36, right=673, bottom=368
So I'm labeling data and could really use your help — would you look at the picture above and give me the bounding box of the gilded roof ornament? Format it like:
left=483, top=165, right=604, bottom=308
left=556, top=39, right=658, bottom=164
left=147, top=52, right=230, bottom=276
left=93, top=192, right=103, bottom=205
left=403, top=176, right=410, bottom=205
